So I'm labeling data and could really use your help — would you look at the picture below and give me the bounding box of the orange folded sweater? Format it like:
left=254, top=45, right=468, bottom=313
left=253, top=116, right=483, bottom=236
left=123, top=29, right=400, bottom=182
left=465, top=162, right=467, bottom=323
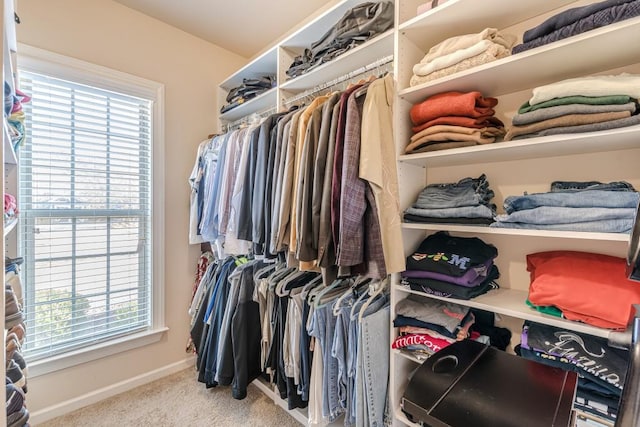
left=410, top=91, right=499, bottom=126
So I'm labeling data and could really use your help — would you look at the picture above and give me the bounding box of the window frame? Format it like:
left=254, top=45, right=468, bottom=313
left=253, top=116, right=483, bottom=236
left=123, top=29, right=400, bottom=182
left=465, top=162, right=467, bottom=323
left=16, top=44, right=167, bottom=377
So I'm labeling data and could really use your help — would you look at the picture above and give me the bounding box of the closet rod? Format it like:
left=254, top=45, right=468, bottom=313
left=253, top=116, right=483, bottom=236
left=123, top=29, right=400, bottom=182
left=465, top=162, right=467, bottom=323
left=222, top=105, right=275, bottom=133
left=282, top=54, right=394, bottom=106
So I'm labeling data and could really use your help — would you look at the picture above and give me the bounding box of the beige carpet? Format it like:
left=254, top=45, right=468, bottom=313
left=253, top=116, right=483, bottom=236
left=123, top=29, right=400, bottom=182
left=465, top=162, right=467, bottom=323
left=37, top=368, right=301, bottom=427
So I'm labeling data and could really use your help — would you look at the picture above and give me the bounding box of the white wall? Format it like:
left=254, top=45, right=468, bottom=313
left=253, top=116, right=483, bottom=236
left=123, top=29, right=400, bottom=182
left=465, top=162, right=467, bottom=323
left=15, top=0, right=247, bottom=418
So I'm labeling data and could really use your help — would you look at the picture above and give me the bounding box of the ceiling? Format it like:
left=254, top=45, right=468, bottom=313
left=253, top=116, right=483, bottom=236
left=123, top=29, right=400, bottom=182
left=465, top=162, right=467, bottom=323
left=113, top=0, right=333, bottom=58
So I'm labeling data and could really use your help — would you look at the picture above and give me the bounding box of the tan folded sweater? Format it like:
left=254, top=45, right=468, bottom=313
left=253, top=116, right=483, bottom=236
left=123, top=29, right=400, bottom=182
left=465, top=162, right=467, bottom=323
left=406, top=130, right=496, bottom=153
left=504, top=110, right=632, bottom=140
left=410, top=124, right=504, bottom=143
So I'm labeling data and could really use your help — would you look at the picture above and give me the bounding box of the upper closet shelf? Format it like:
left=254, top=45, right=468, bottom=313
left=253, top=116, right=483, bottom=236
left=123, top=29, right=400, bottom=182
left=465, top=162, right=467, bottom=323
left=279, top=0, right=384, bottom=49
left=218, top=88, right=277, bottom=122
left=219, top=46, right=278, bottom=91
left=397, top=124, right=640, bottom=167
left=280, top=30, right=394, bottom=93
left=397, top=285, right=612, bottom=339
left=399, top=16, right=640, bottom=103
left=401, top=223, right=630, bottom=243
left=399, top=0, right=576, bottom=47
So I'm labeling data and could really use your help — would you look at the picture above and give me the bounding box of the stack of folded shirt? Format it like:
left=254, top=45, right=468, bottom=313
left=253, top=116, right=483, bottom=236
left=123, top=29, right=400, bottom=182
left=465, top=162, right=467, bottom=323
left=505, top=74, right=640, bottom=141
left=404, top=174, right=497, bottom=224
left=410, top=28, right=516, bottom=87
left=401, top=231, right=500, bottom=300
left=393, top=294, right=475, bottom=359
left=491, top=180, right=640, bottom=233
left=407, top=91, right=506, bottom=154
left=220, top=76, right=276, bottom=114
left=526, top=250, right=640, bottom=329
left=513, top=0, right=640, bottom=55
left=393, top=300, right=511, bottom=359
left=517, top=321, right=627, bottom=426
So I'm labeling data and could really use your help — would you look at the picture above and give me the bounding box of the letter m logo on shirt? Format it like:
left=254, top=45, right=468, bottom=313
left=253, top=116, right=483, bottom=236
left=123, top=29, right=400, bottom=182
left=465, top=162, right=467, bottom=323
left=448, top=254, right=471, bottom=270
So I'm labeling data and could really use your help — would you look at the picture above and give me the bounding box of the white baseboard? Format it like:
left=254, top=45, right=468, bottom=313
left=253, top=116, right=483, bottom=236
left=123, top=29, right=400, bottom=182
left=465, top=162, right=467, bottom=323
left=29, top=357, right=195, bottom=425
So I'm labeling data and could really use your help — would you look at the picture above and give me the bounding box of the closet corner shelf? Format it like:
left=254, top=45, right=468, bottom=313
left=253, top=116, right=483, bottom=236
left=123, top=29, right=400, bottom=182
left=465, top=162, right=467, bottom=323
left=219, top=46, right=278, bottom=91
left=398, top=16, right=640, bottom=103
left=4, top=218, right=17, bottom=237
left=279, top=29, right=394, bottom=93
left=393, top=349, right=424, bottom=365
left=397, top=124, right=640, bottom=167
left=399, top=0, right=576, bottom=47
left=401, top=223, right=630, bottom=242
left=218, top=88, right=278, bottom=122
left=396, top=285, right=612, bottom=339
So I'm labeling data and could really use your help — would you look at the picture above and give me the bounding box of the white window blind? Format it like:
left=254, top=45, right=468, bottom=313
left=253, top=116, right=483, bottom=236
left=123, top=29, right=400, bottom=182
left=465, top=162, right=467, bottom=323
left=18, top=70, right=153, bottom=361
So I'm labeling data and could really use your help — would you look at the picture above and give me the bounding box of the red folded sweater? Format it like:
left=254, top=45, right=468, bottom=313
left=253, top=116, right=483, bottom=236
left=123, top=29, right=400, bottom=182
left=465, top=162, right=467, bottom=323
left=527, top=251, right=640, bottom=329
left=410, top=91, right=499, bottom=126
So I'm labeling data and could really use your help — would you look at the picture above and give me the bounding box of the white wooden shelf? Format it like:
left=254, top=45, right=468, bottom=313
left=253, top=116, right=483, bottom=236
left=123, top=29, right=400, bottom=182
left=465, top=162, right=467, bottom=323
left=396, top=284, right=613, bottom=339
left=399, top=16, right=640, bottom=102
left=280, top=30, right=394, bottom=93
left=4, top=218, right=17, bottom=237
left=397, top=124, right=640, bottom=167
left=3, top=121, right=17, bottom=166
left=219, top=46, right=278, bottom=91
left=399, top=0, right=576, bottom=47
left=218, top=88, right=277, bottom=122
left=401, top=222, right=631, bottom=242
left=393, top=349, right=425, bottom=365
left=394, top=409, right=421, bottom=427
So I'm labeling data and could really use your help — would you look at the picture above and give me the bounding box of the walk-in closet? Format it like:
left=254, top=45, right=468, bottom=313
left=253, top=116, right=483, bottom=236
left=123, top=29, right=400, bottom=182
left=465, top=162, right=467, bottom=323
left=3, top=0, right=640, bottom=426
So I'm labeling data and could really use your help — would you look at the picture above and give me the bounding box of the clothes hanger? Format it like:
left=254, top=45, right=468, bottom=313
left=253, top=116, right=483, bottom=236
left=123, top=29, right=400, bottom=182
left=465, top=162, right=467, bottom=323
left=358, top=277, right=389, bottom=323
left=332, top=276, right=371, bottom=316
left=350, top=285, right=373, bottom=318
left=313, top=277, right=348, bottom=308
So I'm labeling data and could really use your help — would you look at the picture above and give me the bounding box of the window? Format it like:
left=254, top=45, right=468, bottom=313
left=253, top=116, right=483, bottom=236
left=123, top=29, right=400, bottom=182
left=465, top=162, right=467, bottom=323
left=17, top=46, right=165, bottom=364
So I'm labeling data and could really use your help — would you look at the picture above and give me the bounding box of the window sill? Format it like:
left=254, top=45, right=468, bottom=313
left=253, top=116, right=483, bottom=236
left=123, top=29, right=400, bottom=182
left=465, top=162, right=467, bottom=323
left=28, top=327, right=169, bottom=378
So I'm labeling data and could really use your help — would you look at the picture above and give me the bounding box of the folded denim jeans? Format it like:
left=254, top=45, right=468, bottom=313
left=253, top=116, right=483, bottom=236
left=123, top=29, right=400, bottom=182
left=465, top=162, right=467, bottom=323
left=405, top=204, right=496, bottom=219
left=413, top=174, right=494, bottom=209
left=495, top=206, right=636, bottom=225
left=491, top=218, right=634, bottom=233
left=503, top=190, right=639, bottom=214
left=550, top=180, right=636, bottom=192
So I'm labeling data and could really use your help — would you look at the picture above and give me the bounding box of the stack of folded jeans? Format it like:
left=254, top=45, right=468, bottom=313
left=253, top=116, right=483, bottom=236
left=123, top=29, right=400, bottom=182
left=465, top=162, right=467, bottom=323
left=512, top=0, right=640, bottom=55
left=407, top=91, right=505, bottom=153
left=491, top=180, right=640, bottom=233
left=410, top=28, right=516, bottom=87
left=517, top=321, right=627, bottom=427
left=401, top=231, right=499, bottom=300
left=505, top=74, right=640, bottom=141
left=285, top=2, right=394, bottom=79
left=404, top=174, right=497, bottom=224
left=220, top=76, right=276, bottom=114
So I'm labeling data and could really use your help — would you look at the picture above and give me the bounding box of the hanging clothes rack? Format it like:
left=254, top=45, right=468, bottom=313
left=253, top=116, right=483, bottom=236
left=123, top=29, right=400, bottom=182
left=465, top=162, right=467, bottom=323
left=281, top=54, right=394, bottom=106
